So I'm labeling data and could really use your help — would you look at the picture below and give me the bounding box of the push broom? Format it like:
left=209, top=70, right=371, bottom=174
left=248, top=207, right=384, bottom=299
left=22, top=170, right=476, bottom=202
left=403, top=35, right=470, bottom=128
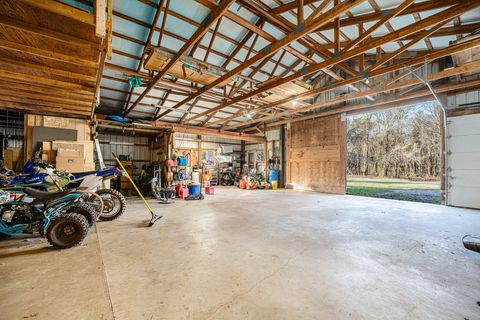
left=113, top=153, right=162, bottom=226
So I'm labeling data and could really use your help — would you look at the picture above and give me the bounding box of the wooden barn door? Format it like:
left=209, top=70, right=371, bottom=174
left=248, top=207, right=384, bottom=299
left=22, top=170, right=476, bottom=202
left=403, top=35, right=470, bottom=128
left=286, top=114, right=346, bottom=194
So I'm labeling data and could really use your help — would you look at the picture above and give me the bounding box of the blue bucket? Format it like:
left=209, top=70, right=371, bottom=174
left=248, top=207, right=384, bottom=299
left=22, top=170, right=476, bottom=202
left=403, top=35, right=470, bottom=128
left=177, top=157, right=187, bottom=166
left=188, top=184, right=201, bottom=195
left=268, top=169, right=279, bottom=182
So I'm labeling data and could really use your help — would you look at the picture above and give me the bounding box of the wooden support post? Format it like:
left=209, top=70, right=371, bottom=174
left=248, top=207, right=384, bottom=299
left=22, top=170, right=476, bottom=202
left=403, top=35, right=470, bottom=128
left=334, top=0, right=340, bottom=53
left=198, top=135, right=202, bottom=165
left=95, top=0, right=107, bottom=38
left=107, top=0, right=112, bottom=59
left=264, top=123, right=268, bottom=181
left=297, top=0, right=304, bottom=25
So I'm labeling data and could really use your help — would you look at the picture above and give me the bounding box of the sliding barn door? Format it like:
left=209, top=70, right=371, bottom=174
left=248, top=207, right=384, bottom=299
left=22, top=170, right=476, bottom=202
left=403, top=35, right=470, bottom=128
left=287, top=114, right=346, bottom=194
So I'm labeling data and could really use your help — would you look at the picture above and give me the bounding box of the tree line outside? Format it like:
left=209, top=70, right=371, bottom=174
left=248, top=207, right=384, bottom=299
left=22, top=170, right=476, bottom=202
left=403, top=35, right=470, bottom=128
left=346, top=103, right=442, bottom=181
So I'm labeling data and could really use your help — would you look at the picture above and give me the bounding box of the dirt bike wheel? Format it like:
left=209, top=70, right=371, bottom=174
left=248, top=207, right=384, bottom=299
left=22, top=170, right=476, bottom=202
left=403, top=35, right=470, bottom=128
left=96, top=189, right=126, bottom=221
left=46, top=213, right=89, bottom=249
left=65, top=202, right=97, bottom=227
left=80, top=192, right=104, bottom=219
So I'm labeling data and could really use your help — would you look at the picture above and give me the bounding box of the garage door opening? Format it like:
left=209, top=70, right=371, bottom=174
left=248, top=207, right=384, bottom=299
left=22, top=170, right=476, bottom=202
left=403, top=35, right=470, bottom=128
left=346, top=103, right=442, bottom=204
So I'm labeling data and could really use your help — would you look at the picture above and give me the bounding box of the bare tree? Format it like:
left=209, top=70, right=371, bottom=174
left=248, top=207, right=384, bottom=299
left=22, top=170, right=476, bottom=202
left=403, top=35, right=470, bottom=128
left=347, top=103, right=441, bottom=179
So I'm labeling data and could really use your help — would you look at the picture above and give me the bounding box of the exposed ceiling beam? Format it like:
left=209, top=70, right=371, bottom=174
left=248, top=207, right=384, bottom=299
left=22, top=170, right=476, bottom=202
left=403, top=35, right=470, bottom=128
left=210, top=36, right=480, bottom=127
left=163, top=0, right=365, bottom=121
left=124, top=0, right=165, bottom=119
left=124, top=0, right=236, bottom=116
left=190, top=0, right=478, bottom=124
left=225, top=58, right=480, bottom=129
left=271, top=0, right=322, bottom=14
left=254, top=78, right=480, bottom=130
left=317, top=0, right=460, bottom=32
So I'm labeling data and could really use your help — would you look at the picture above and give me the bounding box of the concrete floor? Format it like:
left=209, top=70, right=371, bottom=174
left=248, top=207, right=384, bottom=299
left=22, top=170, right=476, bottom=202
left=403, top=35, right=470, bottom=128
left=1, top=188, right=480, bottom=320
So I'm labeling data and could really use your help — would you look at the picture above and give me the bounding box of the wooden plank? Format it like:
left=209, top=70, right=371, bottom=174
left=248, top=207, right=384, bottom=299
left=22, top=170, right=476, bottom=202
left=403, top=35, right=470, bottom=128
left=0, top=101, right=91, bottom=117
left=0, top=95, right=91, bottom=112
left=19, top=0, right=95, bottom=25
left=289, top=145, right=340, bottom=162
left=0, top=88, right=92, bottom=106
left=0, top=16, right=97, bottom=48
left=0, top=80, right=92, bottom=101
left=0, top=57, right=97, bottom=83
left=0, top=69, right=95, bottom=95
left=0, top=39, right=98, bottom=68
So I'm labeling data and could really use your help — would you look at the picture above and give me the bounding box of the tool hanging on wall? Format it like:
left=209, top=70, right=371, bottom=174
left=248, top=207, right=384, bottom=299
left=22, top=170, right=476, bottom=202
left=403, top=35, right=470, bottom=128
left=113, top=153, right=162, bottom=226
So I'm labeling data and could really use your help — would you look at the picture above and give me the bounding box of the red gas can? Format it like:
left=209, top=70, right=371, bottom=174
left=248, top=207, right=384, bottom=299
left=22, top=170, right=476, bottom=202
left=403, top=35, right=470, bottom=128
left=177, top=186, right=189, bottom=198
left=205, top=186, right=214, bottom=195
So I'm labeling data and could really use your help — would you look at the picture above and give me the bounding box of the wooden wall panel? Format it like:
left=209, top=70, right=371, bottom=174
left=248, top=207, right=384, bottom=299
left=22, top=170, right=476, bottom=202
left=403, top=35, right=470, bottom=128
left=287, top=114, right=346, bottom=194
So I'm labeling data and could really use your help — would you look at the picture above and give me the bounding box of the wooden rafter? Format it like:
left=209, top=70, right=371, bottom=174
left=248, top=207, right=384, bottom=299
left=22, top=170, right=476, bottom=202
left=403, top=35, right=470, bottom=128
left=79, top=0, right=480, bottom=131
left=124, top=0, right=165, bottom=119
left=124, top=0, right=236, bottom=116
left=163, top=0, right=365, bottom=122
left=188, top=0, right=477, bottom=125
left=224, top=60, right=480, bottom=130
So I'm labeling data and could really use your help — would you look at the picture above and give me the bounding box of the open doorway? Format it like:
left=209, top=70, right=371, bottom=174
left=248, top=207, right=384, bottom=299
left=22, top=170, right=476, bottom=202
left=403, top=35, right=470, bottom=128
left=346, top=103, right=442, bottom=204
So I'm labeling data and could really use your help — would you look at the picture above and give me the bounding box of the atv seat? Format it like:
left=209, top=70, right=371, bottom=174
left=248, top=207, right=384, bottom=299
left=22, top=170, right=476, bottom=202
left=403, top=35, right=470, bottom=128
left=72, top=170, right=97, bottom=176
left=24, top=187, right=75, bottom=202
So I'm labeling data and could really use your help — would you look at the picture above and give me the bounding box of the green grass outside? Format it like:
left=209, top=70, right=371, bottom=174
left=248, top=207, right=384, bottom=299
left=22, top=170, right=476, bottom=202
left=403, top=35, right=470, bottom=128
left=346, top=177, right=441, bottom=204
left=347, top=179, right=440, bottom=190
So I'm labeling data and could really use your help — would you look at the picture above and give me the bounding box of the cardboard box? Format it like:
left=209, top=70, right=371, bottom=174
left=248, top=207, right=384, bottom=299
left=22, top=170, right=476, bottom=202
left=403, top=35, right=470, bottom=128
left=42, top=141, right=52, bottom=151
left=57, top=148, right=82, bottom=158
left=52, top=141, right=85, bottom=152
left=56, top=156, right=84, bottom=172
left=84, top=162, right=95, bottom=171
left=4, top=148, right=22, bottom=170
left=52, top=140, right=94, bottom=162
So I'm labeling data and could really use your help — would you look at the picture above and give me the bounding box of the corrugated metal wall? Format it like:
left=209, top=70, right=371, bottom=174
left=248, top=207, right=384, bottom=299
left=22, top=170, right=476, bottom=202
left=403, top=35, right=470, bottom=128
left=97, top=133, right=150, bottom=175
left=244, top=129, right=280, bottom=174
left=173, top=133, right=242, bottom=152
left=448, top=72, right=480, bottom=109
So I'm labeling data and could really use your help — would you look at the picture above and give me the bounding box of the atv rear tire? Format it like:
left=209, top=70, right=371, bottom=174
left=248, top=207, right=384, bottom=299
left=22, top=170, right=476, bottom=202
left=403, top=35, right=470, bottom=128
left=96, top=188, right=126, bottom=221
left=46, top=213, right=89, bottom=249
left=66, top=202, right=97, bottom=227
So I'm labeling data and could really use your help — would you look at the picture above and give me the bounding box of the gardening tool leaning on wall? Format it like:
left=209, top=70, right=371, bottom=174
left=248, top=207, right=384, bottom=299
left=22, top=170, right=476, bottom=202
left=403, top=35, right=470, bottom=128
left=113, top=153, right=162, bottom=227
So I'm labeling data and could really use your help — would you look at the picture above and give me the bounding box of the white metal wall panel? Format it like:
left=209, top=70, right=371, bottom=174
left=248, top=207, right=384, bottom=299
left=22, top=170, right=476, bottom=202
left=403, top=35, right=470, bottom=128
left=447, top=114, right=480, bottom=209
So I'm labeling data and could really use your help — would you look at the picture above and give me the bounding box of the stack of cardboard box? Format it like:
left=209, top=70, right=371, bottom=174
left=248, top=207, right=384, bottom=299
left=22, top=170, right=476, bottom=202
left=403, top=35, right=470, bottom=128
left=42, top=140, right=95, bottom=172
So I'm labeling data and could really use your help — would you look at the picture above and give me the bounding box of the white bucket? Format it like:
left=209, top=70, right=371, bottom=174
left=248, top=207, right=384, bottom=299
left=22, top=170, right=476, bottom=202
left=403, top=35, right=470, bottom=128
left=192, top=171, right=200, bottom=184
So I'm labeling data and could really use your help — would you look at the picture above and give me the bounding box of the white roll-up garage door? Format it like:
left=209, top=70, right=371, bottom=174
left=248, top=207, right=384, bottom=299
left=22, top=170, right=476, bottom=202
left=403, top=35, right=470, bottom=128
left=447, top=113, right=480, bottom=209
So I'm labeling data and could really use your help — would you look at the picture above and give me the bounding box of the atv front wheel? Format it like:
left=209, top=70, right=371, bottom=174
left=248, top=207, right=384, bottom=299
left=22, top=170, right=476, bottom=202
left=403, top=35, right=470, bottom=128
left=46, top=213, right=89, bottom=249
left=96, top=188, right=126, bottom=221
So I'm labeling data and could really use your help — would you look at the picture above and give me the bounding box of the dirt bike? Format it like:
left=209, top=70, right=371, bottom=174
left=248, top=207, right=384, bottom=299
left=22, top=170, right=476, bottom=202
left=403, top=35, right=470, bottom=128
left=0, top=187, right=96, bottom=249
left=0, top=160, right=70, bottom=190
left=67, top=168, right=127, bottom=221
